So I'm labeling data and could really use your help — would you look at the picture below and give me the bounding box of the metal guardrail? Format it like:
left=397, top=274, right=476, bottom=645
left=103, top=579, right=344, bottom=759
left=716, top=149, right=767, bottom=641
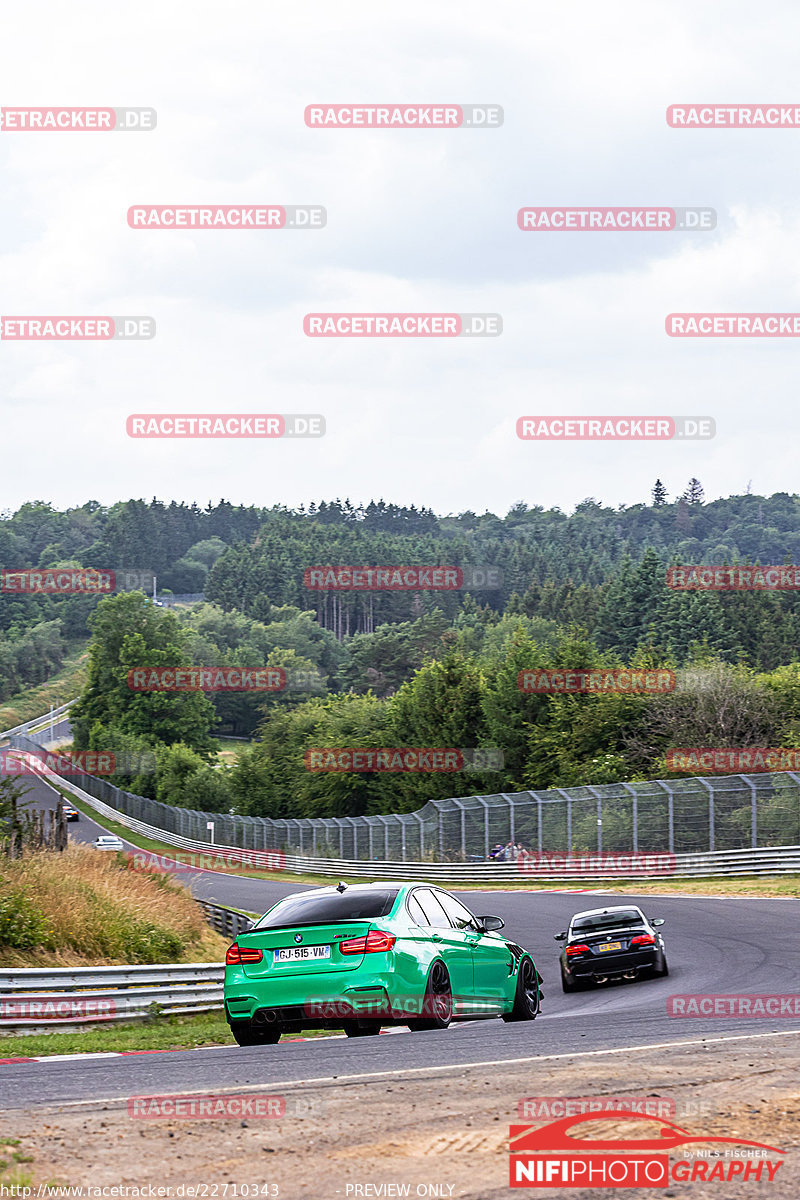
left=199, top=901, right=254, bottom=938
left=0, top=962, right=224, bottom=1030
left=0, top=701, right=74, bottom=742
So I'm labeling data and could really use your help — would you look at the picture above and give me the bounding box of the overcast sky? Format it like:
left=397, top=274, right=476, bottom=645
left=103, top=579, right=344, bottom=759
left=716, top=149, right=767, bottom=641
left=2, top=0, right=799, bottom=519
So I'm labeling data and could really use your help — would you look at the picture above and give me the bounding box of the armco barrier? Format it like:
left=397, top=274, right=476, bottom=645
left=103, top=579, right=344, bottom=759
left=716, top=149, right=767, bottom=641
left=9, top=748, right=800, bottom=880
left=0, top=962, right=224, bottom=1030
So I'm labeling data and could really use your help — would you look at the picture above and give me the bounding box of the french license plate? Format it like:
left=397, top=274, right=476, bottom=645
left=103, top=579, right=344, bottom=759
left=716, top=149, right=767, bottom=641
left=597, top=941, right=622, bottom=952
left=274, top=945, right=331, bottom=963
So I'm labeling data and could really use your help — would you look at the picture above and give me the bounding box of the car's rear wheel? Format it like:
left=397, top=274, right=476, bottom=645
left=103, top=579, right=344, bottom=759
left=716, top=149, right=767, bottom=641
left=653, top=953, right=669, bottom=977
left=408, top=962, right=452, bottom=1030
left=503, top=957, right=540, bottom=1021
left=230, top=1023, right=282, bottom=1046
left=342, top=1020, right=381, bottom=1037
left=560, top=963, right=578, bottom=993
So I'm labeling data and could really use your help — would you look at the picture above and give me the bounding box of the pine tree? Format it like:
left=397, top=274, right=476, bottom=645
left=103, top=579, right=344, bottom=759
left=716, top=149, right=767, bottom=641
left=683, top=478, right=705, bottom=505
left=652, top=480, right=668, bottom=507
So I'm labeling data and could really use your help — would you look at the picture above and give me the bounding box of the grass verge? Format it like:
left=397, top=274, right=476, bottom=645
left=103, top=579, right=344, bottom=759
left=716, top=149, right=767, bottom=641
left=0, top=843, right=230, bottom=967
left=0, top=1010, right=338, bottom=1057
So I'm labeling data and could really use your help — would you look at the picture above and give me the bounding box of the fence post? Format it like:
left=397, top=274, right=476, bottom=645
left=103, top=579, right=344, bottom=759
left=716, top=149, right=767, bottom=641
left=502, top=794, right=515, bottom=846
left=450, top=799, right=467, bottom=859
left=621, top=783, right=638, bottom=852
left=737, top=774, right=757, bottom=848
left=586, top=787, right=602, bottom=853
left=697, top=777, right=714, bottom=851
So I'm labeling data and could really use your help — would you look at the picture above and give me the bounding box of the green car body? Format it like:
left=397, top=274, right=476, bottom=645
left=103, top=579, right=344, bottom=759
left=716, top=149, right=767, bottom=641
left=224, top=881, right=543, bottom=1044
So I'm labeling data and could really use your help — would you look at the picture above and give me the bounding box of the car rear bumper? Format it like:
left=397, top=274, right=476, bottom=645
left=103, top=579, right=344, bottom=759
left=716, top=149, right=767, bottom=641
left=568, top=950, right=658, bottom=979
left=225, top=970, right=405, bottom=1026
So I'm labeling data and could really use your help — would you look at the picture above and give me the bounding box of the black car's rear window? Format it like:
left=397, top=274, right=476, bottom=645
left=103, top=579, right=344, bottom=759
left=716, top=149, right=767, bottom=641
left=254, top=888, right=400, bottom=930
left=572, top=910, right=644, bottom=932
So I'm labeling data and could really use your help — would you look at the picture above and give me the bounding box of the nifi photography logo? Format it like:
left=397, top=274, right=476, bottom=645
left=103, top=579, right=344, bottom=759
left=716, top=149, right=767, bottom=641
left=509, top=1109, right=784, bottom=1188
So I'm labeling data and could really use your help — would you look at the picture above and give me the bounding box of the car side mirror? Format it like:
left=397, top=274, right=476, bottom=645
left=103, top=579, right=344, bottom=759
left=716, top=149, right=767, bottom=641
left=554, top=932, right=567, bottom=941
left=651, top=918, right=665, bottom=927
left=480, top=915, right=505, bottom=932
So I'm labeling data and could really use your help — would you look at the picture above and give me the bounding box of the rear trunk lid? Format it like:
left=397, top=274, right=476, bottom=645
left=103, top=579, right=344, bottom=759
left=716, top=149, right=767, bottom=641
left=236, top=923, right=371, bottom=977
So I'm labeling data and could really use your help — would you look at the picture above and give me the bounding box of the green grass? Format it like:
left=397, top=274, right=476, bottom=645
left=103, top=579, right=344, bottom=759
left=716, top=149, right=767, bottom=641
left=0, top=640, right=89, bottom=731
left=0, top=1009, right=337, bottom=1057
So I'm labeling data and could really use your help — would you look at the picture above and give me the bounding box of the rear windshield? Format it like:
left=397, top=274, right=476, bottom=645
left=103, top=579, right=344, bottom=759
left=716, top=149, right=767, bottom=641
left=254, top=889, right=400, bottom=930
left=572, top=910, right=644, bottom=932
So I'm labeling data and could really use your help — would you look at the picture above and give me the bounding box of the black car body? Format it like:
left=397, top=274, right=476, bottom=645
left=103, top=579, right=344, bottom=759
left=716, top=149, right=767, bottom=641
left=62, top=804, right=79, bottom=822
left=555, top=905, right=667, bottom=991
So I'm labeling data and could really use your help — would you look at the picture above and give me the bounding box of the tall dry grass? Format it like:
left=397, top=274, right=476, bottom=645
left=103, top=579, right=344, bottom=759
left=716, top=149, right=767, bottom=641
left=0, top=844, right=229, bottom=966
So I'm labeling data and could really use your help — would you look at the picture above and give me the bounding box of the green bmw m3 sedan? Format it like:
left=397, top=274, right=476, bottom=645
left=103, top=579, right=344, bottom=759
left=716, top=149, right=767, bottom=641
left=224, top=881, right=543, bottom=1044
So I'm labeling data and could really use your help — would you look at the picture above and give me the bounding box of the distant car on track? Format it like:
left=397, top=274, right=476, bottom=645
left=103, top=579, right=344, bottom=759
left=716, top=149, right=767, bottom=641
left=224, top=881, right=542, bottom=1045
left=61, top=803, right=79, bottom=821
left=555, top=905, right=667, bottom=991
left=92, top=834, right=124, bottom=851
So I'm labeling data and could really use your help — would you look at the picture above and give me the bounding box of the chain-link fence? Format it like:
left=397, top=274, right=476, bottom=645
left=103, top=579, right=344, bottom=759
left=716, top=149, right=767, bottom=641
left=10, top=734, right=800, bottom=862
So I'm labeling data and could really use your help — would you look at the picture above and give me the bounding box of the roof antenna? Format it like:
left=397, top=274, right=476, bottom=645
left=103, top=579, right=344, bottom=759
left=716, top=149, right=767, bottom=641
left=336, top=880, right=348, bottom=893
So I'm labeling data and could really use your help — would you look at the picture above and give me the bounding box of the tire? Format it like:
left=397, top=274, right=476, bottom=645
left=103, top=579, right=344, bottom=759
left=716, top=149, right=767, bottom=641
left=503, top=957, right=540, bottom=1022
left=654, top=953, right=669, bottom=977
left=560, top=963, right=578, bottom=993
left=343, top=1020, right=381, bottom=1037
left=408, top=962, right=452, bottom=1030
left=230, top=1023, right=282, bottom=1046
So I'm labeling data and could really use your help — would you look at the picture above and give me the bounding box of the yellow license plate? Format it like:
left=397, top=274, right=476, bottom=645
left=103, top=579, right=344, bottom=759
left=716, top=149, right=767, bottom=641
left=597, top=941, right=622, bottom=952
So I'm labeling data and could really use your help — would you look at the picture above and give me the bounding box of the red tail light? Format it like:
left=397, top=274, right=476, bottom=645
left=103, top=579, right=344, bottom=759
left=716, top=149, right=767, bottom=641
left=630, top=933, right=655, bottom=946
left=226, top=943, right=263, bottom=965
left=565, top=943, right=589, bottom=956
left=339, top=930, right=397, bottom=956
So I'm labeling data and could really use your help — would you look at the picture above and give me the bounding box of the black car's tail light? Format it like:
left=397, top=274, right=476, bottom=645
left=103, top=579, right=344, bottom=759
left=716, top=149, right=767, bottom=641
left=630, top=933, right=655, bottom=946
left=339, top=930, right=397, bottom=955
left=565, top=943, right=590, bottom=956
left=226, top=943, right=263, bottom=965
